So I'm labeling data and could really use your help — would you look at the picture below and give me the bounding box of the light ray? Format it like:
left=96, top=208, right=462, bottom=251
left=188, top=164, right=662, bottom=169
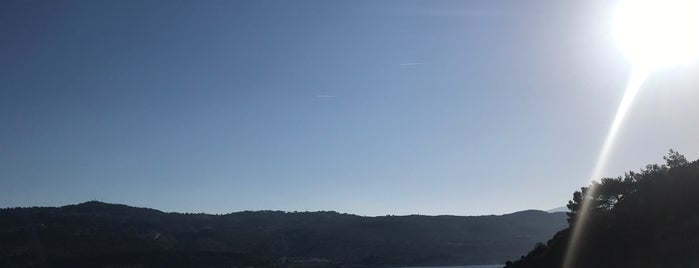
left=562, top=0, right=699, bottom=265
left=563, top=69, right=648, bottom=268
left=588, top=69, right=648, bottom=182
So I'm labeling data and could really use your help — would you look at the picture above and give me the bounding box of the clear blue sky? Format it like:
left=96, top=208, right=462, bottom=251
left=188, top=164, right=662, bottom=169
left=2, top=0, right=698, bottom=216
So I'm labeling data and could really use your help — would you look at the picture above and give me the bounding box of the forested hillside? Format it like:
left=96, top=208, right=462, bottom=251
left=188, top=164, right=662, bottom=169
left=1, top=201, right=565, bottom=267
left=506, top=150, right=699, bottom=268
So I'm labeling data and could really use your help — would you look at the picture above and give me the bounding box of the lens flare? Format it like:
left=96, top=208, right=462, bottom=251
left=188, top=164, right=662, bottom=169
left=562, top=70, right=647, bottom=268
left=588, top=70, right=648, bottom=183
left=564, top=0, right=699, bottom=266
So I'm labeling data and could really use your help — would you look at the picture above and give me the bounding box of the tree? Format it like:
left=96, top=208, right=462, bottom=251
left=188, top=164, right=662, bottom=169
left=664, top=149, right=688, bottom=168
left=507, top=150, right=699, bottom=268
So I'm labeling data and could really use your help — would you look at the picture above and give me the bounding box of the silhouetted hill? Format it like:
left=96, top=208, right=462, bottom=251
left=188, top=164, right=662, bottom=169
left=505, top=150, right=699, bottom=268
left=0, top=202, right=566, bottom=267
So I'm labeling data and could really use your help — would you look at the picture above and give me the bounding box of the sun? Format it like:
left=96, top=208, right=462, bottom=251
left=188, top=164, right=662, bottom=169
left=564, top=2, right=699, bottom=267
left=613, top=0, right=699, bottom=71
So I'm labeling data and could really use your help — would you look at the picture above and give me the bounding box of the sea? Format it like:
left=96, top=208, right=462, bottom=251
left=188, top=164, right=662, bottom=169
left=398, top=266, right=502, bottom=268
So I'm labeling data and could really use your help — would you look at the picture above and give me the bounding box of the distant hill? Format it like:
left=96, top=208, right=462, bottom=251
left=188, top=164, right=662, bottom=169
left=546, top=206, right=569, bottom=213
left=505, top=150, right=699, bottom=268
left=0, top=202, right=566, bottom=267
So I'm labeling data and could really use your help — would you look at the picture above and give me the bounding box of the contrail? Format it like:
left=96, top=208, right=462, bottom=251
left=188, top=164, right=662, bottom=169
left=563, top=69, right=648, bottom=268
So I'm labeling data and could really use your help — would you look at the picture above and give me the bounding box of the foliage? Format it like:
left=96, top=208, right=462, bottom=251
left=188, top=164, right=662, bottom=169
left=505, top=150, right=699, bottom=268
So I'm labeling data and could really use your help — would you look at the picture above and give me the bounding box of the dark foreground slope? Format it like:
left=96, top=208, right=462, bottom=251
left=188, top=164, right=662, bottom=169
left=506, top=151, right=699, bottom=268
left=1, top=202, right=565, bottom=268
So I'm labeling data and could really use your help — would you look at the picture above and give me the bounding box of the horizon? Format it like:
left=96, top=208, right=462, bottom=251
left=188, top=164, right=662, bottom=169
left=1, top=199, right=568, bottom=217
left=2, top=0, right=699, bottom=216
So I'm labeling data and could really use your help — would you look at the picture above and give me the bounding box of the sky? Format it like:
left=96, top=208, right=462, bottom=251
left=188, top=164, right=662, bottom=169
left=1, top=0, right=698, bottom=216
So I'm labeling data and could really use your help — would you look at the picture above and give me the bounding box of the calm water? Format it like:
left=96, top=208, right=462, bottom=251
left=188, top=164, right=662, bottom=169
left=408, top=264, right=505, bottom=268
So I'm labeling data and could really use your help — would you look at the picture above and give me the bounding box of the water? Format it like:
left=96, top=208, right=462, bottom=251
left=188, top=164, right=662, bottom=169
left=396, top=264, right=505, bottom=268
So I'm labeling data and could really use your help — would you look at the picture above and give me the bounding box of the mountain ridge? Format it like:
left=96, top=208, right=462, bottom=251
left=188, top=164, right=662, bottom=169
left=1, top=201, right=567, bottom=267
left=3, top=200, right=564, bottom=217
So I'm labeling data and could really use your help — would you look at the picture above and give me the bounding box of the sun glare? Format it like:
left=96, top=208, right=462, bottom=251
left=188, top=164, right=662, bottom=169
left=613, top=0, right=699, bottom=71
left=564, top=1, right=699, bottom=267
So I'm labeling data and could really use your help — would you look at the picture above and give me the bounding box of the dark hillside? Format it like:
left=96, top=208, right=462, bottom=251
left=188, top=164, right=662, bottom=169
left=506, top=150, right=699, bottom=268
left=1, top=202, right=565, bottom=267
